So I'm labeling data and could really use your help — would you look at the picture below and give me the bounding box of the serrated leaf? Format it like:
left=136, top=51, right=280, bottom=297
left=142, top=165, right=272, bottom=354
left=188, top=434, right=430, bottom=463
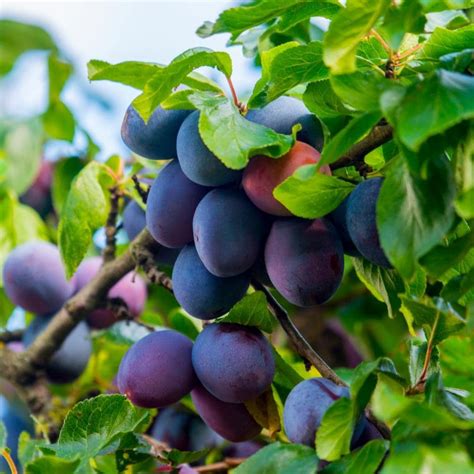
left=321, top=439, right=389, bottom=474
left=218, top=292, right=276, bottom=333
left=249, top=41, right=329, bottom=108
left=132, top=48, right=232, bottom=122
left=323, top=0, right=391, bottom=74
left=25, top=456, right=81, bottom=474
left=400, top=296, right=466, bottom=345
left=188, top=91, right=294, bottom=170
left=233, top=442, right=318, bottom=474
left=377, top=156, right=456, bottom=279
left=58, top=161, right=114, bottom=277
left=303, top=80, right=353, bottom=118
left=244, top=389, right=281, bottom=437
left=273, top=165, right=354, bottom=218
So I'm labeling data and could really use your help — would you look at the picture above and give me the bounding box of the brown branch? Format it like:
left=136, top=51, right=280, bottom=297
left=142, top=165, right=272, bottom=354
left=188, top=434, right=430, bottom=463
left=0, top=328, right=24, bottom=343
left=196, top=458, right=246, bottom=472
left=131, top=243, right=173, bottom=292
left=102, top=186, right=122, bottom=263
left=132, top=174, right=149, bottom=205
left=330, top=124, right=393, bottom=172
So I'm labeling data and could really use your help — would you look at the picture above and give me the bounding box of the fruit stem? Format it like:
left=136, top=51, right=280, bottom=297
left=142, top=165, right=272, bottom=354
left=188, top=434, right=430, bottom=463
left=226, top=75, right=243, bottom=111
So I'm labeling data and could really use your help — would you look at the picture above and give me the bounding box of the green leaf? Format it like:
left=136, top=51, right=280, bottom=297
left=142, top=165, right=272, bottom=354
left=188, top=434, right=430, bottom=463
left=316, top=397, right=354, bottom=461
left=25, top=456, right=80, bottom=474
left=318, top=112, right=382, bottom=168
left=273, top=165, right=354, bottom=218
left=43, top=100, right=75, bottom=142
left=400, top=296, right=466, bottom=345
left=51, top=395, right=149, bottom=470
left=439, top=49, right=474, bottom=73
left=162, top=448, right=210, bottom=465
left=441, top=268, right=474, bottom=303
left=169, top=309, right=199, bottom=340
left=272, top=349, right=304, bottom=403
left=233, top=441, right=318, bottom=474
left=244, top=389, right=281, bottom=436
left=58, top=161, right=113, bottom=277
left=189, top=91, right=294, bottom=170
left=377, top=156, right=456, bottom=279
left=0, top=421, right=5, bottom=448
left=218, top=292, right=276, bottom=333
left=0, top=19, right=57, bottom=77
left=249, top=41, right=329, bottom=108
left=0, top=119, right=43, bottom=195
left=382, top=70, right=474, bottom=151
left=321, top=439, right=389, bottom=474
left=323, top=0, right=391, bottom=74
left=132, top=48, right=232, bottom=122
left=52, top=157, right=85, bottom=215
left=408, top=339, right=439, bottom=387
left=303, top=80, right=353, bottom=118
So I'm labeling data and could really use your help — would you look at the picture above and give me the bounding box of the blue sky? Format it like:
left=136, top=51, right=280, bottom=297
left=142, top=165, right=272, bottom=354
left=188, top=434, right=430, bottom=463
left=0, top=1, right=260, bottom=158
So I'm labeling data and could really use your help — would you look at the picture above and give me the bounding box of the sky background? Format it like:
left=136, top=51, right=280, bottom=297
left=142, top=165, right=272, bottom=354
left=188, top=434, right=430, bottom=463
left=0, top=1, right=259, bottom=158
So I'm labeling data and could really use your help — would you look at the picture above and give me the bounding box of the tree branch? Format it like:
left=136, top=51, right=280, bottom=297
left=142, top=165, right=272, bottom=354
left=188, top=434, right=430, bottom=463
left=0, top=328, right=24, bottom=343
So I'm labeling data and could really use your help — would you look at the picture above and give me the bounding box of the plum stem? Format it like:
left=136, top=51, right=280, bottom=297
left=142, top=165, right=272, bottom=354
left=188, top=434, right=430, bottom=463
left=103, top=185, right=122, bottom=263
left=131, top=174, right=150, bottom=205
left=226, top=75, right=244, bottom=112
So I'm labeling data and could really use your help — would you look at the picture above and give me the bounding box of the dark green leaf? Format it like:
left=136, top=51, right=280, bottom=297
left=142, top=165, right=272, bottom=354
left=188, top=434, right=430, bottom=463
left=440, top=49, right=474, bottom=73
left=189, top=91, right=294, bottom=170
left=233, top=442, right=318, bottom=474
left=218, top=292, right=276, bottom=333
left=408, top=339, right=439, bottom=387
left=378, top=156, right=456, bottom=278
left=273, top=165, right=355, bottom=218
left=25, top=456, right=80, bottom=474
left=303, top=80, right=353, bottom=118
left=163, top=448, right=210, bottom=465
left=323, top=0, right=391, bottom=74
left=441, top=268, right=474, bottom=303
left=272, top=349, right=304, bottom=403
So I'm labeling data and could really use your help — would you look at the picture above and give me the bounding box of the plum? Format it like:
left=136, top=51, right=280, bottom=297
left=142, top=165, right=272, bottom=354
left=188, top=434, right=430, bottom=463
left=327, top=197, right=361, bottom=257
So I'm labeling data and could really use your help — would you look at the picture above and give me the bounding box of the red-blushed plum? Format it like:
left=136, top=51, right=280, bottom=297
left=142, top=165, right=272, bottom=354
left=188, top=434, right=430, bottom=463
left=193, top=189, right=269, bottom=277
left=242, top=141, right=331, bottom=216
left=176, top=111, right=242, bottom=187
left=191, top=384, right=261, bottom=442
left=246, top=96, right=324, bottom=151
left=146, top=160, right=210, bottom=248
left=3, top=241, right=73, bottom=314
left=192, top=323, right=275, bottom=403
left=265, top=218, right=344, bottom=306
left=327, top=197, right=361, bottom=257
left=346, top=178, right=391, bottom=268
left=283, top=378, right=350, bottom=446
left=121, top=105, right=190, bottom=159
left=73, top=256, right=147, bottom=329
left=172, top=245, right=250, bottom=320
left=118, top=330, right=196, bottom=408
left=22, top=314, right=92, bottom=384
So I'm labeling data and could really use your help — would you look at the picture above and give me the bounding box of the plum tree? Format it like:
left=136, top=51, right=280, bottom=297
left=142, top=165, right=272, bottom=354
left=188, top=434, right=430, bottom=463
left=327, top=197, right=361, bottom=257
left=176, top=111, right=242, bottom=186
left=242, top=141, right=331, bottom=216
left=193, top=189, right=269, bottom=277
left=22, top=315, right=92, bottom=383
left=346, top=178, right=391, bottom=268
left=192, top=323, right=275, bottom=403
left=151, top=406, right=222, bottom=451
left=247, top=96, right=324, bottom=151
left=146, top=160, right=210, bottom=248
left=172, top=245, right=250, bottom=320
left=117, top=330, right=196, bottom=408
left=283, top=378, right=350, bottom=446
left=121, top=105, right=190, bottom=159
left=191, top=384, right=261, bottom=442
left=265, top=218, right=344, bottom=306
left=73, top=256, right=147, bottom=329
left=3, top=241, right=73, bottom=314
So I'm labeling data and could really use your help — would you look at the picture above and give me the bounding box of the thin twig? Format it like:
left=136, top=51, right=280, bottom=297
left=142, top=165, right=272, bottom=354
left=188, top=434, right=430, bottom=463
left=102, top=186, right=122, bottom=263
left=132, top=174, right=149, bottom=205
left=196, top=458, right=246, bottom=473
left=0, top=328, right=24, bottom=344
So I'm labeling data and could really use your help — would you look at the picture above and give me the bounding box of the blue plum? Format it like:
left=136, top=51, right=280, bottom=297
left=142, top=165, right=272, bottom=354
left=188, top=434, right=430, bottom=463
left=193, top=189, right=269, bottom=277
left=265, top=218, right=344, bottom=306
left=146, top=160, right=209, bottom=248
left=246, top=96, right=323, bottom=151
left=121, top=105, right=190, bottom=159
left=176, top=111, right=242, bottom=186
left=3, top=241, right=73, bottom=315
left=327, top=197, right=361, bottom=257
left=191, top=384, right=261, bottom=442
left=172, top=245, right=250, bottom=320
left=346, top=178, right=391, bottom=267
left=23, top=314, right=92, bottom=383
left=192, top=323, right=275, bottom=403
left=117, top=330, right=196, bottom=408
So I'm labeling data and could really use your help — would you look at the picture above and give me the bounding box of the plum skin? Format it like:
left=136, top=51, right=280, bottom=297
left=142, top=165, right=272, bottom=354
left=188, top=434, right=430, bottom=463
left=146, top=160, right=210, bottom=249
left=265, top=218, right=344, bottom=306
left=346, top=178, right=391, bottom=268
left=192, top=323, right=275, bottom=403
left=121, top=105, right=190, bottom=159
left=22, top=314, right=92, bottom=383
left=191, top=384, right=261, bottom=442
left=242, top=141, right=331, bottom=216
left=172, top=245, right=250, bottom=320
left=176, top=111, right=242, bottom=187
left=117, top=330, right=196, bottom=408
left=193, top=188, right=269, bottom=277
left=327, top=197, right=361, bottom=257
left=3, top=241, right=73, bottom=315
